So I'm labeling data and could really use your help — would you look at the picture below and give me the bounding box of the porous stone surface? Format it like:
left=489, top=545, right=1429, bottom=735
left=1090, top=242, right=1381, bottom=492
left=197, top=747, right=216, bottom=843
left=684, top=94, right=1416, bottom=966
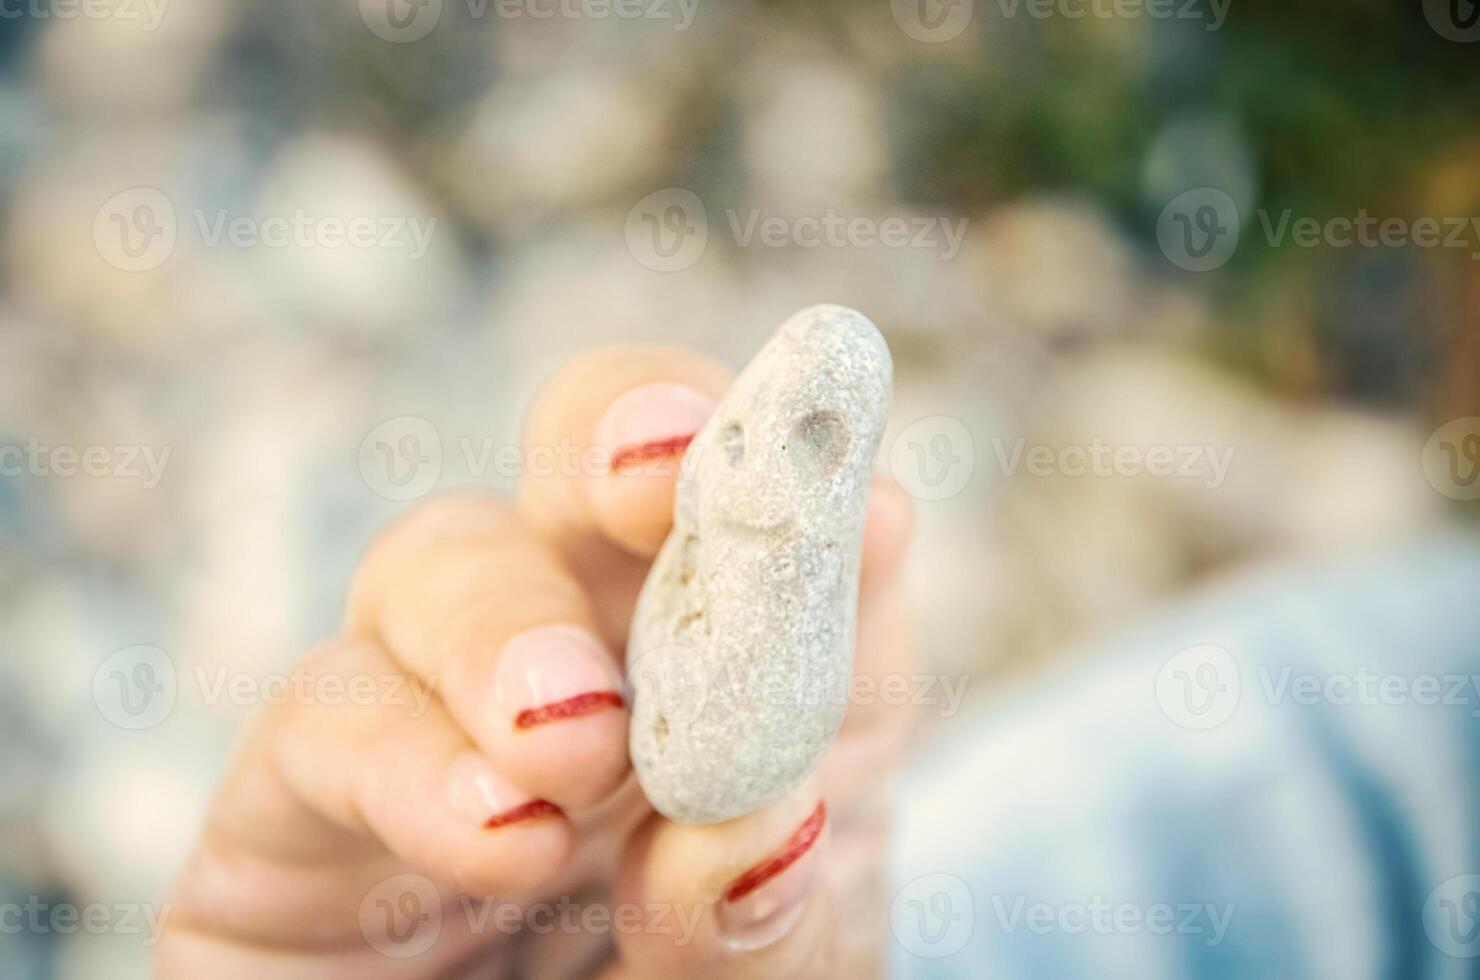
left=627, top=304, right=893, bottom=824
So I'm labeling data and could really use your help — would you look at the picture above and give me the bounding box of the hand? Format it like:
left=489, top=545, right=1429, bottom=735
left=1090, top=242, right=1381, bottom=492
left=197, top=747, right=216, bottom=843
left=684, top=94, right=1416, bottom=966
left=157, top=344, right=917, bottom=979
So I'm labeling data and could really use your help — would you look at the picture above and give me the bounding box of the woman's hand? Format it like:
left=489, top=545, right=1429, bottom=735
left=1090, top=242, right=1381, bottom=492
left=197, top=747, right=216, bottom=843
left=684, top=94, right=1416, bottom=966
left=157, top=344, right=917, bottom=979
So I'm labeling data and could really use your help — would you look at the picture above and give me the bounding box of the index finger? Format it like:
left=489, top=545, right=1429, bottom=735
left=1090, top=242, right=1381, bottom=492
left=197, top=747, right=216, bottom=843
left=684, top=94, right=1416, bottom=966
left=517, top=344, right=733, bottom=560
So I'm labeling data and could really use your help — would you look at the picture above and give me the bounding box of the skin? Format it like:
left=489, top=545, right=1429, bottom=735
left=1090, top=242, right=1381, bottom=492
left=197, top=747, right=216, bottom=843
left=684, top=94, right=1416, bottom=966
left=156, top=344, right=918, bottom=979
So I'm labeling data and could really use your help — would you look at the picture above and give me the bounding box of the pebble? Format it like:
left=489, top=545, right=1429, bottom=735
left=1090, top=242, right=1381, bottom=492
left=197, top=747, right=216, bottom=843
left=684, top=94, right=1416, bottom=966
left=627, top=304, right=893, bottom=824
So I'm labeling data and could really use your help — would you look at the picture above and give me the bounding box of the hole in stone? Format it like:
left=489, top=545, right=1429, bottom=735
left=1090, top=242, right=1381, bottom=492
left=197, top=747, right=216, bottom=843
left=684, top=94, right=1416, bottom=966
left=790, top=409, right=850, bottom=475
left=723, top=422, right=745, bottom=465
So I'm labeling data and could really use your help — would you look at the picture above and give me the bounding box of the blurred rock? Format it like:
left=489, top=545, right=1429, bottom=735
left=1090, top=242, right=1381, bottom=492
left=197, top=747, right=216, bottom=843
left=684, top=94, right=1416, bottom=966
left=965, top=200, right=1139, bottom=345
left=38, top=0, right=233, bottom=112
left=252, top=133, right=459, bottom=341
left=445, top=64, right=682, bottom=230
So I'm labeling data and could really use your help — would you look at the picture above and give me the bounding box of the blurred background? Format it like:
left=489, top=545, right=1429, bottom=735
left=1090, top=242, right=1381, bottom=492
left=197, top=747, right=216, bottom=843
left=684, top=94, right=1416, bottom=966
left=1, top=0, right=1477, bottom=976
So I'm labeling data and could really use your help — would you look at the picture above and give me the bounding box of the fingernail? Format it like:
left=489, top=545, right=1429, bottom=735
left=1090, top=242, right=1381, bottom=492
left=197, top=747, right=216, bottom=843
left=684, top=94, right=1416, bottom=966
left=494, top=624, right=626, bottom=730
left=595, top=383, right=716, bottom=474
left=717, top=802, right=827, bottom=949
left=446, top=753, right=561, bottom=829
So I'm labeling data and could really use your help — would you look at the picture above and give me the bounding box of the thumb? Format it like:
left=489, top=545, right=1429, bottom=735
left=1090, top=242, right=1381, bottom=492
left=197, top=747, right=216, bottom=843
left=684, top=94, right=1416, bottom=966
left=611, top=782, right=838, bottom=978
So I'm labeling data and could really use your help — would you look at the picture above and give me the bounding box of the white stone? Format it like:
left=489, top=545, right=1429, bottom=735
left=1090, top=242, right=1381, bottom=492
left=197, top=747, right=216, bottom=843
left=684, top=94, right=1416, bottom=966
left=627, top=304, right=892, bottom=824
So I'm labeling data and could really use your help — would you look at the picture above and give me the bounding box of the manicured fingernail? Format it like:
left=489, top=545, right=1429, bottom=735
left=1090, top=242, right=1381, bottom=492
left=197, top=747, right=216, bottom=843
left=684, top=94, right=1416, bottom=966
left=446, top=753, right=561, bottom=829
left=596, top=383, right=716, bottom=474
left=494, top=624, right=626, bottom=730
left=717, top=802, right=827, bottom=949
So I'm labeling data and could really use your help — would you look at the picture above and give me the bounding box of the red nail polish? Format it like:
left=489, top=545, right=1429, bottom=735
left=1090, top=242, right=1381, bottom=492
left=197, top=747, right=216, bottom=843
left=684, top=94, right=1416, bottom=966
left=514, top=691, right=626, bottom=729
left=610, top=433, right=695, bottom=473
left=483, top=799, right=561, bottom=830
left=724, top=802, right=827, bottom=903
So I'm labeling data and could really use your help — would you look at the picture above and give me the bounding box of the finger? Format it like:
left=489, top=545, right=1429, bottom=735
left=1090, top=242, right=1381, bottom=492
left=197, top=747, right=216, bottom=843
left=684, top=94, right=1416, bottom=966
left=174, top=637, right=575, bottom=942
left=345, top=493, right=633, bottom=811
left=612, top=782, right=835, bottom=979
left=518, top=345, right=732, bottom=562
left=859, top=474, right=915, bottom=599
